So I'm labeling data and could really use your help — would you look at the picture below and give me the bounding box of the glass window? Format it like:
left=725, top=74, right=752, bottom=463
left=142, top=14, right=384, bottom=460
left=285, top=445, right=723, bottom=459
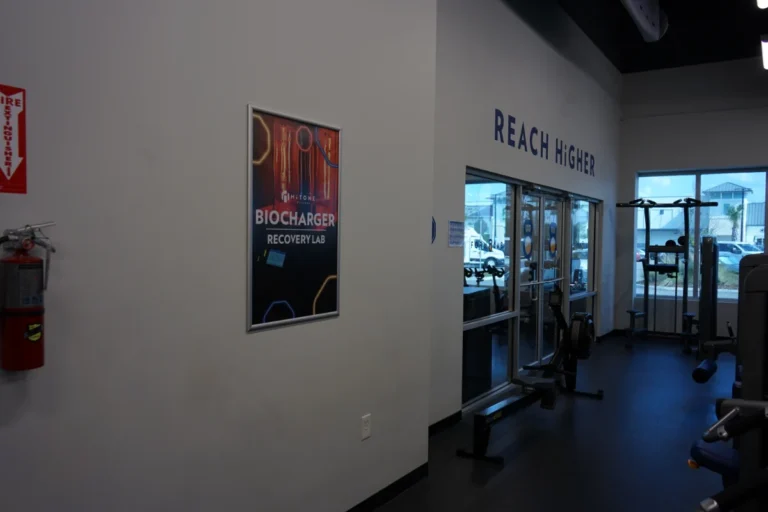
left=570, top=200, right=591, bottom=294
left=463, top=172, right=516, bottom=405
left=461, top=319, right=511, bottom=403
left=635, top=170, right=766, bottom=300
left=464, top=175, right=513, bottom=318
left=635, top=175, right=696, bottom=298
left=701, top=171, right=766, bottom=300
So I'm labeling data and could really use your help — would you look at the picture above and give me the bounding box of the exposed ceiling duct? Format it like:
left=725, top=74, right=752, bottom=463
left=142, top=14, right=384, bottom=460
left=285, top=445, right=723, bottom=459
left=557, top=0, right=767, bottom=72
left=620, top=0, right=669, bottom=42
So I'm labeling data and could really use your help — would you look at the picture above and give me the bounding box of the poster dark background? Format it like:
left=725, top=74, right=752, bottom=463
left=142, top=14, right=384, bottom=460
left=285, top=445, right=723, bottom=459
left=250, top=109, right=340, bottom=327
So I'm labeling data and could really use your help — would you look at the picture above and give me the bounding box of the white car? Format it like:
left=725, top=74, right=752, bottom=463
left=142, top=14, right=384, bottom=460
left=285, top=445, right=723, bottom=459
left=717, top=242, right=762, bottom=260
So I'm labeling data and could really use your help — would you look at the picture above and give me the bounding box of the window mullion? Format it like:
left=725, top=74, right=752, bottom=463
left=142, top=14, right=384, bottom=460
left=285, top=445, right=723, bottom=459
left=693, top=173, right=701, bottom=298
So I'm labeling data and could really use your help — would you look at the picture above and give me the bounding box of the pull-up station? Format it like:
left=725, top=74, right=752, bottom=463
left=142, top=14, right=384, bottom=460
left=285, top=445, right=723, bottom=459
left=615, top=197, right=718, bottom=347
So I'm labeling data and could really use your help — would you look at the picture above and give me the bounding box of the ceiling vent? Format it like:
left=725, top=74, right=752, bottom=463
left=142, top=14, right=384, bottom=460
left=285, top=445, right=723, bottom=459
left=620, top=0, right=669, bottom=42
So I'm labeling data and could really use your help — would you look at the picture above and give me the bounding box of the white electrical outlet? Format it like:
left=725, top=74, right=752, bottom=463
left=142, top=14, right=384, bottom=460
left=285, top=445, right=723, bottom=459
left=361, top=414, right=372, bottom=441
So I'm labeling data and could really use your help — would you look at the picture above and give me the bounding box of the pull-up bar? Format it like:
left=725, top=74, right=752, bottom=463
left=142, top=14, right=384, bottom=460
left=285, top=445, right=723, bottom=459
left=616, top=198, right=718, bottom=209
left=616, top=197, right=719, bottom=342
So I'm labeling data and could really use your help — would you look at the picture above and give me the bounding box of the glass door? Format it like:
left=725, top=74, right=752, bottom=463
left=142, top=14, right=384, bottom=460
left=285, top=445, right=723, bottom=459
left=541, top=198, right=563, bottom=359
left=519, top=192, right=565, bottom=367
left=519, top=194, right=540, bottom=368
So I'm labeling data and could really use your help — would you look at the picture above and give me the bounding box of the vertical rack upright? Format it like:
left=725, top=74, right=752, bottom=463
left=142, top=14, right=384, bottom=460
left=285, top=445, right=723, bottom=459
left=616, top=198, right=718, bottom=348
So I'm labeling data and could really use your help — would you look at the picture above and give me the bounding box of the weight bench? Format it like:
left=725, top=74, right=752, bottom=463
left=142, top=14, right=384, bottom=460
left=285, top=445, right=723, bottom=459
left=514, top=374, right=559, bottom=408
left=457, top=286, right=602, bottom=466
left=455, top=387, right=547, bottom=465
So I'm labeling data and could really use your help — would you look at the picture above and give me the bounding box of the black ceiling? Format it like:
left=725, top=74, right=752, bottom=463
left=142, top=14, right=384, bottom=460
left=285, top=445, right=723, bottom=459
left=557, top=0, right=768, bottom=73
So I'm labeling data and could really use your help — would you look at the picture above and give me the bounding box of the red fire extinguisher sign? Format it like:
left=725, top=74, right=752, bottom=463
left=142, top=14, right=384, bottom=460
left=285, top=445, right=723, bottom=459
left=0, top=84, right=27, bottom=195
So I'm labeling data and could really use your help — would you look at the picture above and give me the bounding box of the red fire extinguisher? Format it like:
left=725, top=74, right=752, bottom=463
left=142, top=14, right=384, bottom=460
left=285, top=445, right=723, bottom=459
left=0, top=223, right=56, bottom=371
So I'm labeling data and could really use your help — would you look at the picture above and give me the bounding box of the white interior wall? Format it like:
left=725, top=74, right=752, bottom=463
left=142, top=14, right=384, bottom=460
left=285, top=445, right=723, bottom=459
left=11, top=0, right=762, bottom=507
left=618, top=58, right=768, bottom=335
left=430, top=0, right=621, bottom=424
left=0, top=1, right=436, bottom=511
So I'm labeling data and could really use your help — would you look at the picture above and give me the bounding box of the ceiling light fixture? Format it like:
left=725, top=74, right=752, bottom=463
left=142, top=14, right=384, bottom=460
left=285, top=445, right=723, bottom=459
left=759, top=0, right=768, bottom=9
left=763, top=35, right=768, bottom=70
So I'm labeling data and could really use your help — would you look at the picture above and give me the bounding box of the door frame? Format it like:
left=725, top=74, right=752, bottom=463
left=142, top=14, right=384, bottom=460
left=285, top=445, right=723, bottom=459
left=461, top=168, right=602, bottom=408
left=517, top=188, right=566, bottom=365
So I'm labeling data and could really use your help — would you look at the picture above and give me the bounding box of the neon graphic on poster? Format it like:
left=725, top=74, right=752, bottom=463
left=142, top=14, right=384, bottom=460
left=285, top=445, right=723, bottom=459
left=248, top=106, right=340, bottom=331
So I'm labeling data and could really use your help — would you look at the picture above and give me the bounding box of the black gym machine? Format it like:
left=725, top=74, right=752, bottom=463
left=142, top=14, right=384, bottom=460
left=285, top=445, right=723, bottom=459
left=687, top=235, right=736, bottom=375
left=692, top=321, right=737, bottom=385
left=456, top=286, right=602, bottom=465
left=688, top=255, right=768, bottom=511
left=515, top=286, right=604, bottom=404
left=616, top=198, right=718, bottom=349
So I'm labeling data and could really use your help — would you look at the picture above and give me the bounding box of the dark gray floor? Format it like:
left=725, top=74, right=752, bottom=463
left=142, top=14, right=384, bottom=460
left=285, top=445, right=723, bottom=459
left=382, top=338, right=734, bottom=512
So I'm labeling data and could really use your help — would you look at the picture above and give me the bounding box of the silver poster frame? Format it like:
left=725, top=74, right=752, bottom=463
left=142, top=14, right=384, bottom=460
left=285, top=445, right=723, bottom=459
left=247, top=105, right=342, bottom=332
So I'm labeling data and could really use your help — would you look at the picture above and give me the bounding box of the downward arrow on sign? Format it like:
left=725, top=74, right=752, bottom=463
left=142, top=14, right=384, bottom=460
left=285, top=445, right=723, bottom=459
left=1, top=92, right=25, bottom=180
left=11, top=155, right=23, bottom=178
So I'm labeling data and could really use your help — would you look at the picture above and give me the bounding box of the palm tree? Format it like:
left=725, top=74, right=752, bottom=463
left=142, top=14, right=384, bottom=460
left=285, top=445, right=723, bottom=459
left=573, top=221, right=587, bottom=245
left=726, top=204, right=744, bottom=241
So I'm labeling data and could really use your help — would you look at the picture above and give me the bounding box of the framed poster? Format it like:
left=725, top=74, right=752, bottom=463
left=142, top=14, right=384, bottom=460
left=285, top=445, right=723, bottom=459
left=247, top=106, right=341, bottom=331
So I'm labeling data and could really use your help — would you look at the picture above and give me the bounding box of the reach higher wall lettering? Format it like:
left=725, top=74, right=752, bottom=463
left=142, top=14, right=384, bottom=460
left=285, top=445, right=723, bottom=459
left=494, top=109, right=595, bottom=177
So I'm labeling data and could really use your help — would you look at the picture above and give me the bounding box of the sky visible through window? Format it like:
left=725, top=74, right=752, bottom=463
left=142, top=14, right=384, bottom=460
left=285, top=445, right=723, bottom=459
left=465, top=183, right=506, bottom=204
left=701, top=172, right=766, bottom=202
left=638, top=173, right=766, bottom=203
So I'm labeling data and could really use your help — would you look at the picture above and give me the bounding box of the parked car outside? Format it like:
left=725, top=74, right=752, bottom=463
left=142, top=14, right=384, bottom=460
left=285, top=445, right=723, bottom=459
left=717, top=242, right=762, bottom=260
left=718, top=254, right=740, bottom=275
